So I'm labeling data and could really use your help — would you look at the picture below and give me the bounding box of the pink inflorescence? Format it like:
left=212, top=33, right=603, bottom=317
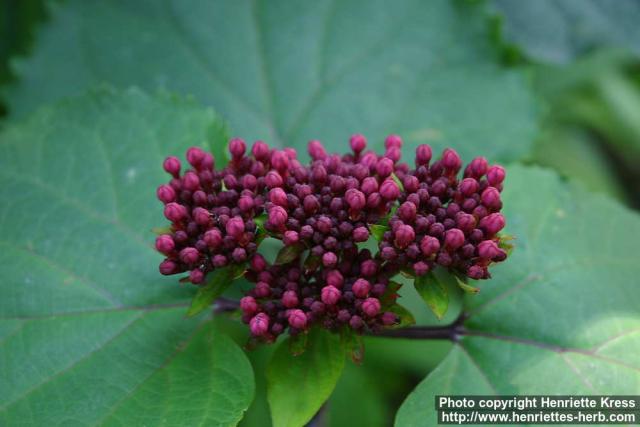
left=155, top=135, right=508, bottom=341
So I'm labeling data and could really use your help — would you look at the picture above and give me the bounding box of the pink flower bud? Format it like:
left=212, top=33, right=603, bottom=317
left=163, top=156, right=181, bottom=176
left=316, top=216, right=332, bottom=234
left=487, top=165, right=506, bottom=186
left=229, top=138, right=246, bottom=159
left=240, top=296, right=258, bottom=314
left=226, top=216, right=245, bottom=238
left=271, top=150, right=289, bottom=172
left=420, top=235, right=440, bottom=256
left=250, top=313, right=270, bottom=336
left=385, top=147, right=401, bottom=163
left=159, top=260, right=177, bottom=275
left=398, top=201, right=417, bottom=222
left=478, top=240, right=501, bottom=260
left=288, top=309, right=307, bottom=329
left=349, top=315, right=364, bottom=329
left=360, top=177, right=378, bottom=195
left=192, top=207, right=210, bottom=225
left=468, top=265, right=486, bottom=280
left=481, top=187, right=502, bottom=210
left=385, top=134, right=403, bottom=149
left=367, top=192, right=382, bottom=208
left=376, top=157, right=394, bottom=177
left=269, top=187, right=288, bottom=207
left=183, top=171, right=200, bottom=191
left=204, top=229, right=222, bottom=248
left=381, top=312, right=398, bottom=326
left=349, top=134, right=367, bottom=153
left=403, top=175, right=419, bottom=193
left=283, top=230, right=299, bottom=246
left=322, top=251, right=338, bottom=267
left=416, top=144, right=432, bottom=166
left=232, top=247, right=247, bottom=263
left=456, top=212, right=477, bottom=233
left=250, top=254, right=267, bottom=272
left=308, top=140, right=327, bottom=160
left=352, top=278, right=371, bottom=298
left=268, top=206, right=288, bottom=228
left=465, top=157, right=489, bottom=178
left=413, top=261, right=430, bottom=276
left=164, top=202, right=187, bottom=222
left=352, top=226, right=369, bottom=242
left=282, top=290, right=299, bottom=308
left=180, top=247, right=200, bottom=264
left=394, top=224, right=415, bottom=249
left=252, top=140, right=270, bottom=160
left=186, top=147, right=206, bottom=167
left=326, top=270, right=344, bottom=288
left=238, top=195, right=254, bottom=212
left=380, top=179, right=400, bottom=200
left=312, top=164, right=327, bottom=183
left=156, top=185, right=176, bottom=204
left=212, top=254, right=228, bottom=268
left=265, top=170, right=283, bottom=188
left=459, top=178, right=479, bottom=197
left=321, top=285, right=341, bottom=305
left=242, top=174, right=257, bottom=190
left=189, top=269, right=205, bottom=284
left=361, top=259, right=378, bottom=277
left=362, top=297, right=381, bottom=317
left=303, top=194, right=320, bottom=214
left=444, top=228, right=465, bottom=250
left=155, top=235, right=175, bottom=254
left=345, top=188, right=366, bottom=211
left=360, top=152, right=377, bottom=168
left=479, top=212, right=505, bottom=235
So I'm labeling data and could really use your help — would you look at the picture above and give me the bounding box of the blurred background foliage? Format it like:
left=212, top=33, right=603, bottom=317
left=1, top=0, right=639, bottom=425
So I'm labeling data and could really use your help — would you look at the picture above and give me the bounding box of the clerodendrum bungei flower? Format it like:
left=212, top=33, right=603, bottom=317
left=155, top=134, right=509, bottom=342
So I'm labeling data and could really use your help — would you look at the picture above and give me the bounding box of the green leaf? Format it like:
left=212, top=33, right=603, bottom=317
left=390, top=172, right=404, bottom=191
left=494, top=0, right=640, bottom=63
left=396, top=165, right=640, bottom=425
left=267, top=328, right=345, bottom=427
left=387, top=304, right=417, bottom=329
left=5, top=0, right=536, bottom=163
left=454, top=275, right=480, bottom=294
left=0, top=88, right=254, bottom=425
left=341, top=329, right=365, bottom=365
left=413, top=272, right=449, bottom=320
left=369, top=224, right=388, bottom=242
left=274, top=243, right=304, bottom=265
left=187, top=263, right=246, bottom=317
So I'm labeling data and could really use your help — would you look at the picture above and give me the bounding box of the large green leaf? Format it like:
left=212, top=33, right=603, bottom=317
left=396, top=165, right=640, bottom=426
left=4, top=0, right=536, bottom=162
left=267, top=328, right=345, bottom=427
left=0, top=88, right=254, bottom=426
left=494, top=0, right=640, bottom=63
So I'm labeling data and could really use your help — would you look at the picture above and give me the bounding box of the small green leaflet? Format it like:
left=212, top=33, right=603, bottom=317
left=391, top=172, right=404, bottom=191
left=387, top=304, right=416, bottom=329
left=454, top=275, right=480, bottom=294
left=187, top=263, right=246, bottom=317
left=369, top=224, right=389, bottom=242
left=275, top=243, right=305, bottom=265
left=414, top=272, right=449, bottom=320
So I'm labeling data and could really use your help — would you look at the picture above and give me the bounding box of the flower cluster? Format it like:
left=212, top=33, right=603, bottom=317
left=155, top=135, right=509, bottom=340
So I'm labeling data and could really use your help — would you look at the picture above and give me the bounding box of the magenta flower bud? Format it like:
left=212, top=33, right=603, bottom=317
left=326, top=270, right=344, bottom=288
left=242, top=174, right=257, bottom=190
left=394, top=224, right=415, bottom=249
left=269, top=188, right=288, bottom=207
left=442, top=148, right=462, bottom=171
left=415, top=144, right=432, bottom=166
left=250, top=254, right=267, bottom=272
left=380, top=179, right=400, bottom=200
left=478, top=240, right=501, bottom=260
left=308, top=140, right=327, bottom=160
left=420, top=235, right=440, bottom=256
left=322, top=251, right=338, bottom=267
left=352, top=226, right=369, bottom=242
left=321, top=285, right=341, bottom=305
left=265, top=171, right=283, bottom=188
left=212, top=254, right=228, bottom=268
left=180, top=247, right=200, bottom=264
left=403, top=175, right=419, bottom=193
left=468, top=265, right=486, bottom=280
left=202, top=152, right=214, bottom=170
left=159, top=259, right=177, bottom=275
left=282, top=290, right=299, bottom=308
left=444, top=228, right=465, bottom=250
left=288, top=309, right=307, bottom=329
left=164, top=202, right=187, bottom=222
left=163, top=156, right=181, bottom=177
left=349, top=315, right=364, bottom=329
left=360, top=177, right=378, bottom=195
left=413, top=261, right=430, bottom=276
left=361, top=259, right=378, bottom=277
left=192, top=207, right=210, bottom=225
left=226, top=216, right=245, bottom=238
left=283, top=147, right=297, bottom=159
left=464, top=156, right=489, bottom=178
left=156, top=185, right=176, bottom=204
left=349, top=134, right=367, bottom=153
left=487, top=165, right=506, bottom=186
left=155, top=235, right=175, bottom=254
left=254, top=281, right=270, bottom=298
left=186, top=147, right=206, bottom=168
left=250, top=313, right=270, bottom=336
left=481, top=187, right=502, bottom=210
left=238, top=195, right=254, bottom=212
left=189, top=269, right=205, bottom=284
left=385, top=147, right=401, bottom=163
left=345, top=188, right=366, bottom=211
left=385, top=134, right=403, bottom=149
left=283, top=230, right=300, bottom=246
left=456, top=212, right=477, bottom=233
left=381, top=246, right=397, bottom=260
left=376, top=157, right=394, bottom=177
left=360, top=152, right=377, bottom=168
left=183, top=171, right=200, bottom=191
left=352, top=278, right=371, bottom=298
left=316, top=216, right=332, bottom=234
left=382, top=312, right=398, bottom=326
left=459, top=178, right=479, bottom=197
left=203, top=229, right=222, bottom=248
left=362, top=297, right=381, bottom=317
left=232, top=247, right=247, bottom=263
left=312, top=164, right=327, bottom=183
left=268, top=206, right=288, bottom=228
left=398, top=201, right=417, bottom=222
left=300, top=225, right=314, bottom=239
left=240, top=296, right=258, bottom=315
left=271, top=150, right=289, bottom=172
left=252, top=140, right=270, bottom=160
left=479, top=212, right=505, bottom=235
left=366, top=192, right=382, bottom=208
left=229, top=138, right=246, bottom=159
